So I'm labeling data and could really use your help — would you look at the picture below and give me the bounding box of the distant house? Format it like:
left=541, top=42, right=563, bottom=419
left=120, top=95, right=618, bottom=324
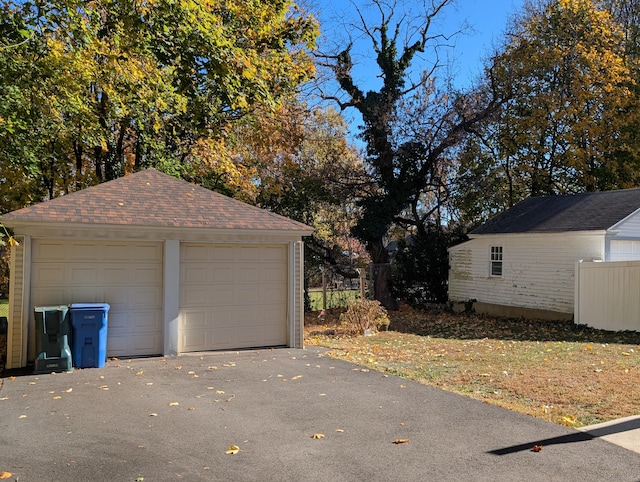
left=448, top=189, right=640, bottom=320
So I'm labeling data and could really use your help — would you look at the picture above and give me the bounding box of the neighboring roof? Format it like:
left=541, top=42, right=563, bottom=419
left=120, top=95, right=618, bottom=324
left=471, top=189, right=640, bottom=235
left=1, top=169, right=313, bottom=233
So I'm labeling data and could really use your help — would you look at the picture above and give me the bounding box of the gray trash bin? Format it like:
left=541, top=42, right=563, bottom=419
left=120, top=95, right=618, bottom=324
left=34, top=305, right=72, bottom=374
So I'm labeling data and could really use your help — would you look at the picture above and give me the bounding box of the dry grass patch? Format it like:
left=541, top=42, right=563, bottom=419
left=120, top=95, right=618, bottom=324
left=305, top=304, right=640, bottom=427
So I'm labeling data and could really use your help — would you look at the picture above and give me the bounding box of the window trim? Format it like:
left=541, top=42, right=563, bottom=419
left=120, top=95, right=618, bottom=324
left=490, top=246, right=503, bottom=277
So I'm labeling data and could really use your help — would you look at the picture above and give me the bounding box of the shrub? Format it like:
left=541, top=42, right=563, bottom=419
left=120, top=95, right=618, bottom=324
left=339, top=299, right=390, bottom=335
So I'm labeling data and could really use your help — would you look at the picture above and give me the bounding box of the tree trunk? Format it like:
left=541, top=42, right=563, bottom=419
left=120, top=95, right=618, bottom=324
left=368, top=238, right=398, bottom=311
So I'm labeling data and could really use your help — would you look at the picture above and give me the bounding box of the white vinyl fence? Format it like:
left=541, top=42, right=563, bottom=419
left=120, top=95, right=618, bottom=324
left=575, top=260, right=640, bottom=332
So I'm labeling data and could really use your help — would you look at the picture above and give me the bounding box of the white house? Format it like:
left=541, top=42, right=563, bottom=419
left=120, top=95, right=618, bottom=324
left=448, top=189, right=640, bottom=320
left=2, top=169, right=313, bottom=369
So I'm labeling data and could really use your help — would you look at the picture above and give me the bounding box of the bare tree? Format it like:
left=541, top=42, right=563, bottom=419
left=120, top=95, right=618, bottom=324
left=316, top=0, right=507, bottom=309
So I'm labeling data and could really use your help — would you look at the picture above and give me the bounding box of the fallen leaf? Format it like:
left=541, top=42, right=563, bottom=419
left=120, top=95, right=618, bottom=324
left=149, top=413, right=158, bottom=417
left=336, top=429, right=344, bottom=433
left=18, top=415, right=27, bottom=419
left=311, top=433, right=325, bottom=439
left=393, top=439, right=409, bottom=444
left=0, top=471, right=12, bottom=479
left=99, top=385, right=109, bottom=390
left=28, top=381, right=36, bottom=385
left=216, top=390, right=225, bottom=394
left=53, top=396, right=62, bottom=400
left=225, top=445, right=240, bottom=455
left=208, top=366, right=218, bottom=370
left=168, top=402, right=179, bottom=406
left=531, top=445, right=543, bottom=452
left=188, top=406, right=196, bottom=411
left=0, top=397, right=8, bottom=401
left=8, top=377, right=15, bottom=381
left=65, top=388, right=73, bottom=393
left=188, top=371, right=196, bottom=375
left=135, top=477, right=145, bottom=481
left=136, top=371, right=144, bottom=376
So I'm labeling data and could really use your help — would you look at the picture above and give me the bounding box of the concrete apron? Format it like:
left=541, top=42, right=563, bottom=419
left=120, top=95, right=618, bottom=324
left=578, top=415, right=640, bottom=455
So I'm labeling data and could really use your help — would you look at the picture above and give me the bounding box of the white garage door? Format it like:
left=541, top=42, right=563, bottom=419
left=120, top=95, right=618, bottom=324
left=30, top=240, right=163, bottom=357
left=180, top=244, right=288, bottom=352
left=610, top=240, right=640, bottom=261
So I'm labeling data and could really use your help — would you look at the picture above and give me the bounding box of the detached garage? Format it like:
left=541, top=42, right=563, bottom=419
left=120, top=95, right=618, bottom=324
left=2, top=169, right=312, bottom=369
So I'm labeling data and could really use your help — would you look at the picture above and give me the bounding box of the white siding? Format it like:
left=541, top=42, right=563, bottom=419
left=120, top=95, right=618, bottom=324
left=576, top=260, right=640, bottom=331
left=289, top=241, right=304, bottom=349
left=6, top=237, right=28, bottom=369
left=449, top=232, right=604, bottom=314
left=608, top=208, right=640, bottom=237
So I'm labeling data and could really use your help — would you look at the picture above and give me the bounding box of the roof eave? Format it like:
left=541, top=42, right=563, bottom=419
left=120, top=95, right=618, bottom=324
left=2, top=219, right=314, bottom=238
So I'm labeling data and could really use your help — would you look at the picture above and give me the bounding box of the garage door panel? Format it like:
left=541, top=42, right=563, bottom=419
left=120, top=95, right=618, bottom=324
left=103, top=267, right=128, bottom=283
left=128, top=312, right=162, bottom=333
left=70, top=266, right=98, bottom=284
left=211, top=266, right=234, bottom=282
left=610, top=240, right=640, bottom=261
left=238, top=266, right=260, bottom=281
left=34, top=266, right=65, bottom=284
left=182, top=266, right=208, bottom=283
left=134, top=267, right=162, bottom=284
left=30, top=288, right=67, bottom=307
left=33, top=241, right=66, bottom=260
left=74, top=244, right=101, bottom=259
left=264, top=267, right=286, bottom=282
left=179, top=243, right=288, bottom=352
left=31, top=240, right=163, bottom=357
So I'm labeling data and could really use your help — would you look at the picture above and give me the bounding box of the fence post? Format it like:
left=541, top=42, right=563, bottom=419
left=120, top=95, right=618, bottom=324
left=359, top=269, right=365, bottom=300
left=574, top=260, right=581, bottom=325
left=322, top=269, right=327, bottom=311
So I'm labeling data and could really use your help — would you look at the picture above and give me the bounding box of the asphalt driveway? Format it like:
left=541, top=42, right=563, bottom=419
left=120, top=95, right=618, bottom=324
left=1, top=347, right=638, bottom=481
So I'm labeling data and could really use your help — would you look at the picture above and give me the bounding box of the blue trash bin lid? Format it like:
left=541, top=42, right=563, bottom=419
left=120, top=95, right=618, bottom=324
left=70, top=303, right=110, bottom=311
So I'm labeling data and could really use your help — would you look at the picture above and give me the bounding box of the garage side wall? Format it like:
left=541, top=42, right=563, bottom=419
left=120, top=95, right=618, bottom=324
left=449, top=232, right=604, bottom=316
left=6, top=236, right=29, bottom=369
left=289, top=240, right=304, bottom=348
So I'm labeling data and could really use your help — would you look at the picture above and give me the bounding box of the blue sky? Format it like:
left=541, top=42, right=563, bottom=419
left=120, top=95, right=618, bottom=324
left=311, top=0, right=524, bottom=90
left=309, top=0, right=524, bottom=139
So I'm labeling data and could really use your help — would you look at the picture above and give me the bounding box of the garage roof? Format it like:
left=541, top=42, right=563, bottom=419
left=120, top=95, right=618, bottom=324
left=471, top=188, right=640, bottom=234
left=1, top=169, right=313, bottom=233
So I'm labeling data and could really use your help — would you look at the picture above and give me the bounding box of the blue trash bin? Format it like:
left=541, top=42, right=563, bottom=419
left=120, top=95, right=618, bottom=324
left=70, top=303, right=110, bottom=368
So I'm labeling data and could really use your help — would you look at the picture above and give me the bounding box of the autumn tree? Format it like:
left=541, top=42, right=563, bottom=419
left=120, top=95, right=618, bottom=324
left=453, top=0, right=640, bottom=226
left=318, top=0, right=506, bottom=309
left=222, top=101, right=369, bottom=274
left=0, top=0, right=318, bottom=202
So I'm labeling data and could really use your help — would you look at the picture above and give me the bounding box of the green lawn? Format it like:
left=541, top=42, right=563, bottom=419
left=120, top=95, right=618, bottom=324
left=308, top=289, right=360, bottom=311
left=0, top=299, right=7, bottom=318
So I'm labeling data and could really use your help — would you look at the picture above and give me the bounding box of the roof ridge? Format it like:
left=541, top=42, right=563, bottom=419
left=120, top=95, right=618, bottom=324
left=1, top=169, right=313, bottom=233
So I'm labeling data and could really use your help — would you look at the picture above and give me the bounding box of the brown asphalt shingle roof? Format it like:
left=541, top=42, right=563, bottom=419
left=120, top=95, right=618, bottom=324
left=1, top=169, right=313, bottom=233
left=471, top=189, right=640, bottom=234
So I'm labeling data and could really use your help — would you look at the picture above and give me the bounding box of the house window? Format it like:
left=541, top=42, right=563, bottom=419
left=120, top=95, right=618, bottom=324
left=490, top=246, right=503, bottom=276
